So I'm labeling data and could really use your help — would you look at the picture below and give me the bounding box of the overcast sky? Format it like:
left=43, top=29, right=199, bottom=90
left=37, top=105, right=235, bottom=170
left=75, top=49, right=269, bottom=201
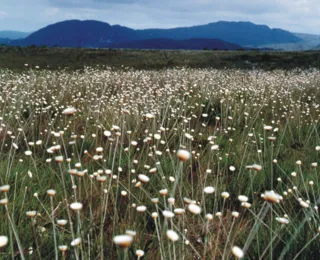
left=0, top=0, right=319, bottom=34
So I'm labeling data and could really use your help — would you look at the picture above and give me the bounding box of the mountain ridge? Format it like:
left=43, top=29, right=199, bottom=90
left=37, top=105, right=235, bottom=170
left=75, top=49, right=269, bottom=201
left=8, top=20, right=303, bottom=49
left=0, top=30, right=31, bottom=39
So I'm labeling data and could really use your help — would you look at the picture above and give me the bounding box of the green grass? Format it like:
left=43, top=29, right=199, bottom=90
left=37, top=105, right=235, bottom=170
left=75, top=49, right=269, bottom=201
left=0, top=67, right=319, bottom=259
left=1, top=46, right=320, bottom=71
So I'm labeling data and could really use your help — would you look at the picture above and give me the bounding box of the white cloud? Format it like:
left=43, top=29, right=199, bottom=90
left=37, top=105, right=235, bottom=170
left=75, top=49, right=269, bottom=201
left=0, top=0, right=320, bottom=34
left=45, top=8, right=60, bottom=17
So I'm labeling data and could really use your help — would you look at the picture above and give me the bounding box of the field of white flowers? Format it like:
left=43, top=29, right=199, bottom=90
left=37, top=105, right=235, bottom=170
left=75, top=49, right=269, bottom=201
left=0, top=67, right=319, bottom=259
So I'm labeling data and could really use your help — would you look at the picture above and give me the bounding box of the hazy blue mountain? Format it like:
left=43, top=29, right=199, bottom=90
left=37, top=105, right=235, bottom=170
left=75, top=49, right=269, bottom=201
left=108, top=38, right=242, bottom=50
left=11, top=20, right=302, bottom=49
left=253, top=32, right=320, bottom=51
left=294, top=33, right=320, bottom=43
left=138, top=21, right=302, bottom=46
left=0, top=30, right=31, bottom=39
left=0, top=38, right=11, bottom=45
left=312, top=44, right=320, bottom=50
left=15, top=20, right=138, bottom=47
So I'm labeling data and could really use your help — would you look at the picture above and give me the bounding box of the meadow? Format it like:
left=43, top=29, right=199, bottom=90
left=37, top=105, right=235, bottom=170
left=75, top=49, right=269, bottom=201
left=1, top=46, right=320, bottom=71
left=0, top=66, right=319, bottom=259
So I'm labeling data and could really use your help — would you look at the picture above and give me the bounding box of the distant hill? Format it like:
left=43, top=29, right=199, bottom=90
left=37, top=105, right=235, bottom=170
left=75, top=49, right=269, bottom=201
left=254, top=32, right=320, bottom=51
left=312, top=44, right=320, bottom=50
left=0, top=38, right=11, bottom=45
left=0, top=30, right=30, bottom=39
left=11, top=20, right=302, bottom=49
left=108, top=38, right=242, bottom=50
left=139, top=21, right=301, bottom=46
left=14, top=20, right=137, bottom=48
left=294, top=33, right=320, bottom=43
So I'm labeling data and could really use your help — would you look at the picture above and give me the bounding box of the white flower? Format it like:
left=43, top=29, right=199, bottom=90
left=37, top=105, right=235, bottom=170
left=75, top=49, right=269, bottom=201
left=0, top=236, right=8, bottom=248
left=184, top=133, right=193, bottom=140
left=162, top=210, right=175, bottom=218
left=136, top=206, right=147, bottom=212
left=138, top=174, right=150, bottom=183
left=113, top=235, right=133, bottom=247
left=136, top=249, right=145, bottom=257
left=104, top=130, right=111, bottom=137
left=204, top=186, right=215, bottom=194
left=174, top=208, right=185, bottom=215
left=211, top=145, right=219, bottom=151
left=166, top=230, right=179, bottom=242
left=47, top=189, right=56, bottom=196
left=246, top=164, right=262, bottom=171
left=188, top=204, right=201, bottom=215
left=232, top=246, right=244, bottom=258
left=221, top=192, right=230, bottom=199
left=131, top=141, right=138, bottom=146
left=55, top=156, right=63, bottom=163
left=145, top=113, right=155, bottom=119
left=263, top=125, right=272, bottom=131
left=241, top=202, right=251, bottom=208
left=96, top=147, right=103, bottom=152
left=58, top=245, right=68, bottom=251
left=159, top=189, right=168, bottom=196
left=62, top=107, right=76, bottom=115
left=177, top=149, right=191, bottom=161
left=70, top=202, right=83, bottom=211
left=205, top=213, right=213, bottom=220
left=0, top=185, right=10, bottom=192
left=71, top=238, right=81, bottom=246
left=261, top=191, right=282, bottom=203
left=57, top=219, right=68, bottom=226
left=300, top=201, right=309, bottom=208
left=232, top=211, right=240, bottom=218
left=151, top=212, right=158, bottom=218
left=276, top=217, right=289, bottom=224
left=238, top=195, right=249, bottom=202
left=154, top=134, right=161, bottom=140
left=26, top=211, right=37, bottom=218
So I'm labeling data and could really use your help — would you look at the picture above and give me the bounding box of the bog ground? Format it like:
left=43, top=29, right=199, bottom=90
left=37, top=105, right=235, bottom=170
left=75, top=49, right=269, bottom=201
left=1, top=46, right=320, bottom=71
left=0, top=67, right=319, bottom=259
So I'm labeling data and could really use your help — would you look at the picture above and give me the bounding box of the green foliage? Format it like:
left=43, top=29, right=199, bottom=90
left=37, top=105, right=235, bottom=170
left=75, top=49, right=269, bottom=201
left=0, top=67, right=319, bottom=259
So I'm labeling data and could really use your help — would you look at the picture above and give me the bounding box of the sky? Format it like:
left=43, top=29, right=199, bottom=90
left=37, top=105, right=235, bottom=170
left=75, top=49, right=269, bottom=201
left=0, top=0, right=319, bottom=34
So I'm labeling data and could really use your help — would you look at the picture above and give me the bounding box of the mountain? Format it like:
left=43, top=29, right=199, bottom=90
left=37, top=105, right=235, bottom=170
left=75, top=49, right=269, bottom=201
left=15, top=20, right=137, bottom=47
left=0, top=30, right=30, bottom=39
left=12, top=20, right=302, bottom=49
left=294, top=33, right=320, bottom=43
left=0, top=38, right=11, bottom=45
left=108, top=38, right=242, bottom=50
left=138, top=21, right=301, bottom=46
left=254, top=32, right=320, bottom=51
left=312, top=44, right=320, bottom=50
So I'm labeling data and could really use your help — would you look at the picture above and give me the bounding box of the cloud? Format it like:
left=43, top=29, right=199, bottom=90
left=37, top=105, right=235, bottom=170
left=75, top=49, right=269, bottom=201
left=48, top=0, right=140, bottom=8
left=1, top=0, right=320, bottom=34
left=45, top=8, right=60, bottom=17
left=0, top=11, right=8, bottom=18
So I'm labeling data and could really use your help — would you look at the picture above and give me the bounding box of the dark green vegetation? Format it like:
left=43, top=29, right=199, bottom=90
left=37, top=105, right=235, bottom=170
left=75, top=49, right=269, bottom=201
left=1, top=46, right=320, bottom=71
